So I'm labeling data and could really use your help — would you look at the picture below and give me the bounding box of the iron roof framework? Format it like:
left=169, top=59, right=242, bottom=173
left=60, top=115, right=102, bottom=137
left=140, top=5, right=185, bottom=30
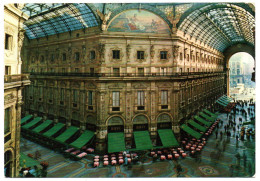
left=178, top=3, right=255, bottom=52
left=22, top=3, right=99, bottom=39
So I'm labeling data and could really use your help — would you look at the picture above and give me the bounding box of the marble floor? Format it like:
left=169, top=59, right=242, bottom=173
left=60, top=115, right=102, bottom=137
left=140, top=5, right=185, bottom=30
left=20, top=105, right=255, bottom=178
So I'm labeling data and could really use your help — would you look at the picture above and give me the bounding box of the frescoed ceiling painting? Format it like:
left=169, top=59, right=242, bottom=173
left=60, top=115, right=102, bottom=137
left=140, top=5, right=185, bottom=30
left=108, top=9, right=171, bottom=34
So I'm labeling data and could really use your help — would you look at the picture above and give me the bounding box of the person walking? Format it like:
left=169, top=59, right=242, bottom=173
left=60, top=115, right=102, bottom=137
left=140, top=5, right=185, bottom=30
left=235, top=152, right=241, bottom=166
left=220, top=131, right=223, bottom=140
left=243, top=151, right=247, bottom=168
left=215, top=131, right=218, bottom=139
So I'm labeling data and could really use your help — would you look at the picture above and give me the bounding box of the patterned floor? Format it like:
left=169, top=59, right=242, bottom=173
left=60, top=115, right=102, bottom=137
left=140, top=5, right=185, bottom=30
left=20, top=105, right=255, bottom=177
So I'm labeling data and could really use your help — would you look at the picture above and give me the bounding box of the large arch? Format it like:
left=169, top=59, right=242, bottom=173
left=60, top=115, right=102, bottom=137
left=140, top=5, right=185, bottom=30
left=224, top=45, right=255, bottom=96
left=4, top=148, right=14, bottom=177
left=107, top=3, right=172, bottom=30
left=177, top=3, right=255, bottom=28
left=106, top=115, right=125, bottom=133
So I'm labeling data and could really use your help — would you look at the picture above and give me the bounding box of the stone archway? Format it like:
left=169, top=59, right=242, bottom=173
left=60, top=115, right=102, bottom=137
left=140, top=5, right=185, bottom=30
left=86, top=115, right=96, bottom=131
left=133, top=114, right=149, bottom=131
left=157, top=113, right=172, bottom=129
left=224, top=43, right=255, bottom=96
left=107, top=116, right=124, bottom=133
left=4, top=150, right=13, bottom=177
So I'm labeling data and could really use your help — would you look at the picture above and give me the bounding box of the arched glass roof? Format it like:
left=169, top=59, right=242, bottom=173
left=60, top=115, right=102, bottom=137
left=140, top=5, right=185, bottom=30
left=178, top=3, right=255, bottom=52
left=22, top=3, right=99, bottom=39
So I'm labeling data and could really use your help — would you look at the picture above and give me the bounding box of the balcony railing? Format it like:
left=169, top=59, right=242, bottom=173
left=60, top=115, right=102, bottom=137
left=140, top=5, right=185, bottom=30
left=29, top=71, right=225, bottom=78
left=4, top=74, right=30, bottom=83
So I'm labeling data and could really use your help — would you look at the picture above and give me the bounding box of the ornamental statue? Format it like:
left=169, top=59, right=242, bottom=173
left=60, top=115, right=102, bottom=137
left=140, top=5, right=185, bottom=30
left=96, top=9, right=112, bottom=31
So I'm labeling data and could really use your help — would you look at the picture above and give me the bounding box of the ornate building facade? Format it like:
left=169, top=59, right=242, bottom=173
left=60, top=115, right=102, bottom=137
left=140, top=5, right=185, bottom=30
left=4, top=4, right=29, bottom=177
left=22, top=7, right=226, bottom=152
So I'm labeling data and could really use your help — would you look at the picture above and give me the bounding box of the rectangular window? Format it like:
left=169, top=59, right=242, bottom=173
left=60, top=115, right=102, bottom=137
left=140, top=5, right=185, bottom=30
left=75, top=68, right=79, bottom=73
left=49, top=88, right=53, bottom=103
left=179, top=68, right=182, bottom=73
left=193, top=68, right=195, bottom=72
left=62, top=53, right=66, bottom=61
left=50, top=68, right=54, bottom=73
left=39, top=87, right=43, bottom=98
left=137, top=51, right=144, bottom=59
left=160, top=51, right=167, bottom=59
left=40, top=56, right=44, bottom=62
left=161, top=90, right=168, bottom=106
left=180, top=53, right=183, bottom=60
left=5, top=34, right=12, bottom=50
left=113, top=68, right=120, bottom=77
left=161, top=68, right=167, bottom=76
left=112, top=91, right=120, bottom=110
left=187, top=54, right=189, bottom=61
left=90, top=68, right=95, bottom=76
left=5, top=66, right=11, bottom=75
left=73, top=90, right=78, bottom=103
left=112, top=50, right=120, bottom=59
left=187, top=68, right=190, bottom=73
left=75, top=52, right=80, bottom=61
left=90, top=51, right=96, bottom=60
left=88, top=91, right=93, bottom=105
left=138, top=68, right=144, bottom=76
left=60, top=88, right=64, bottom=101
left=51, top=54, right=55, bottom=62
left=4, top=108, right=11, bottom=134
left=137, top=91, right=145, bottom=110
left=62, top=68, right=66, bottom=73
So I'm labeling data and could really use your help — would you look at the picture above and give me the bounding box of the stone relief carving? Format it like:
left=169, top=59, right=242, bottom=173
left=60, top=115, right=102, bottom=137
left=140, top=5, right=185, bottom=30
left=172, top=45, right=180, bottom=58
left=150, top=45, right=155, bottom=59
left=98, top=43, right=105, bottom=61
left=4, top=93, right=15, bottom=104
left=126, top=44, right=131, bottom=59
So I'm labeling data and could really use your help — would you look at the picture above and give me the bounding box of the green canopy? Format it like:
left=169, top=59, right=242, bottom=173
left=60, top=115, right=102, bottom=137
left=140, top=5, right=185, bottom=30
left=199, top=112, right=215, bottom=122
left=187, top=120, right=207, bottom=132
left=180, top=124, right=202, bottom=139
left=20, top=153, right=41, bottom=168
left=43, top=123, right=65, bottom=138
left=157, top=129, right=179, bottom=147
left=55, top=126, right=79, bottom=144
left=133, top=131, right=153, bottom=151
left=194, top=116, right=211, bottom=126
left=69, top=130, right=95, bottom=150
left=32, top=120, right=53, bottom=133
left=107, top=132, right=126, bottom=153
left=218, top=99, right=229, bottom=105
left=216, top=101, right=227, bottom=107
left=21, top=115, right=33, bottom=125
left=203, top=109, right=217, bottom=118
left=22, top=117, right=42, bottom=129
left=223, top=95, right=233, bottom=101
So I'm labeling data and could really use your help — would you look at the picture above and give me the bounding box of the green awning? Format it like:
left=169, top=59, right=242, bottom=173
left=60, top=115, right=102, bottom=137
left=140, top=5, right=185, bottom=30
left=55, top=126, right=79, bottom=144
left=216, top=101, right=227, bottom=107
left=194, top=116, right=211, bottom=126
left=32, top=120, right=53, bottom=133
left=43, top=123, right=65, bottom=138
left=69, top=130, right=95, bottom=150
left=21, top=115, right=33, bottom=125
left=218, top=99, right=229, bottom=105
left=108, top=132, right=126, bottom=153
left=199, top=112, right=215, bottom=122
left=20, top=153, right=41, bottom=168
left=180, top=124, right=202, bottom=139
left=203, top=109, right=217, bottom=118
left=187, top=120, right=207, bottom=132
left=223, top=95, right=233, bottom=101
left=157, top=129, right=179, bottom=147
left=133, top=131, right=153, bottom=150
left=22, top=117, right=42, bottom=129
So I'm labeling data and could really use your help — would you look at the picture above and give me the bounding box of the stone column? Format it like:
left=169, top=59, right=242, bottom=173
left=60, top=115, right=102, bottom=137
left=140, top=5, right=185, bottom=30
left=150, top=82, right=156, bottom=140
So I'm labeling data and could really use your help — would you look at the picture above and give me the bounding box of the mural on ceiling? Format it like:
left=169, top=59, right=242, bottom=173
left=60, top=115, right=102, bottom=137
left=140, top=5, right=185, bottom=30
left=108, top=9, right=171, bottom=34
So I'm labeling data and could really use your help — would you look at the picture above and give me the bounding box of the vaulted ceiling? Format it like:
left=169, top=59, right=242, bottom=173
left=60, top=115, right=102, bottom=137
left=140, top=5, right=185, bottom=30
left=21, top=3, right=255, bottom=53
